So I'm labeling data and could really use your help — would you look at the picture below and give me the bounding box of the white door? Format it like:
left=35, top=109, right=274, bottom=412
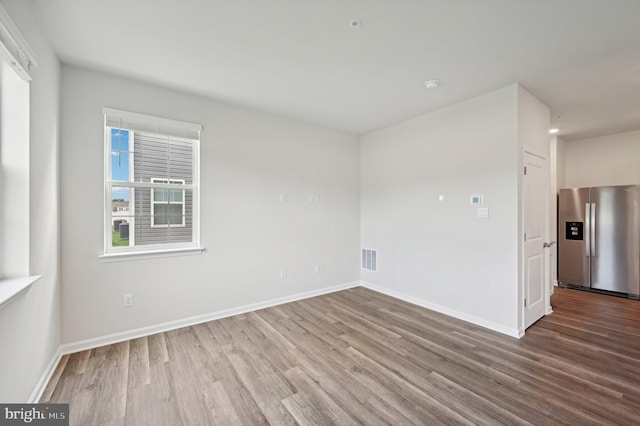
left=524, top=152, right=548, bottom=329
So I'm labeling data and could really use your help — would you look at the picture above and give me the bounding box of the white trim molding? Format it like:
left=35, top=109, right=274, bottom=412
left=28, top=347, right=63, bottom=403
left=59, top=281, right=360, bottom=355
left=0, top=275, right=42, bottom=311
left=361, top=281, right=522, bottom=339
left=99, top=247, right=205, bottom=263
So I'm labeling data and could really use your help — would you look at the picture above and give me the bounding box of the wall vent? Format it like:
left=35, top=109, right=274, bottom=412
left=361, top=248, right=377, bottom=272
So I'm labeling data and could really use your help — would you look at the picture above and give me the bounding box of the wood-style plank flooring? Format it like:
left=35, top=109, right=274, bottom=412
left=41, top=287, right=640, bottom=425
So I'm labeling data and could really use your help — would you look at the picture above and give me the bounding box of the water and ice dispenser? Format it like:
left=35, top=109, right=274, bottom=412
left=565, top=222, right=583, bottom=241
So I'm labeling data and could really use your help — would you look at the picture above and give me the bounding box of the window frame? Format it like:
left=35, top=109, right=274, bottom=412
left=101, top=108, right=202, bottom=260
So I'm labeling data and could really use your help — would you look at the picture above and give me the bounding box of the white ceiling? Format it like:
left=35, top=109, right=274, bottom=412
left=29, top=0, right=640, bottom=139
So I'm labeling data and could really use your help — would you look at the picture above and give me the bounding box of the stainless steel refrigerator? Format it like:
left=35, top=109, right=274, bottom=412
left=558, top=185, right=640, bottom=299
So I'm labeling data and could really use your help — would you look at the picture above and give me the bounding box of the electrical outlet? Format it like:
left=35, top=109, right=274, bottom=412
left=314, top=264, right=320, bottom=273
left=279, top=192, right=287, bottom=203
left=123, top=293, right=134, bottom=307
left=280, top=269, right=287, bottom=279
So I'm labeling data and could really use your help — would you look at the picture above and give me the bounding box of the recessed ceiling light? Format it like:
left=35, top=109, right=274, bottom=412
left=549, top=128, right=559, bottom=134
left=425, top=80, right=440, bottom=90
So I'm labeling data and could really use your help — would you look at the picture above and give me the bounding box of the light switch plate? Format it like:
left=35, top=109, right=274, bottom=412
left=476, top=207, right=489, bottom=218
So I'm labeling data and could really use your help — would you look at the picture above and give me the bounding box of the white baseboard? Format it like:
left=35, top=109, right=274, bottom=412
left=28, top=347, right=63, bottom=403
left=361, top=281, right=521, bottom=339
left=59, top=281, right=360, bottom=356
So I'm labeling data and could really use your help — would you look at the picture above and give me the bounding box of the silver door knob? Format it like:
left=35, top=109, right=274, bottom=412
left=543, top=241, right=556, bottom=248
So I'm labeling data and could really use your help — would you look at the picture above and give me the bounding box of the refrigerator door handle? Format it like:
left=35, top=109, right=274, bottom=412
left=585, top=203, right=591, bottom=257
left=591, top=203, right=596, bottom=256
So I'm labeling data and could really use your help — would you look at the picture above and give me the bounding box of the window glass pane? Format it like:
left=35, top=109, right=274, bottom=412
left=111, top=129, right=131, bottom=182
left=131, top=188, right=192, bottom=245
left=170, top=189, right=183, bottom=202
left=154, top=188, right=168, bottom=202
left=168, top=204, right=182, bottom=224
left=151, top=203, right=184, bottom=225
left=111, top=187, right=133, bottom=247
left=154, top=203, right=169, bottom=225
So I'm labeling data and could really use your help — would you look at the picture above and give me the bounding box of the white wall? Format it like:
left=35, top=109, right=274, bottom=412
left=517, top=86, right=550, bottom=158
left=563, top=129, right=640, bottom=188
left=0, top=0, right=61, bottom=402
left=549, top=136, right=559, bottom=286
left=360, top=85, right=522, bottom=336
left=60, top=66, right=360, bottom=344
left=550, top=136, right=566, bottom=287
left=555, top=137, right=566, bottom=189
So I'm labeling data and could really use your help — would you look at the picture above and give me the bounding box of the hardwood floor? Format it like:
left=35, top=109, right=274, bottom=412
left=41, top=287, right=640, bottom=425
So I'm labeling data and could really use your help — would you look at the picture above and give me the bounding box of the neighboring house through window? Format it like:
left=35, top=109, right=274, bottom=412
left=103, top=108, right=202, bottom=258
left=151, top=178, right=185, bottom=227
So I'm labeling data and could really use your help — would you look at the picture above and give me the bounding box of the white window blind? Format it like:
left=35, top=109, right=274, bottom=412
left=103, top=108, right=201, bottom=140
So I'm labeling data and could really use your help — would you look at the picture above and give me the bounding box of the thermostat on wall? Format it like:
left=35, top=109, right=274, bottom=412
left=470, top=195, right=483, bottom=206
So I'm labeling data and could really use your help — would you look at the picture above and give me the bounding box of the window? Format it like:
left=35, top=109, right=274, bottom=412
left=151, top=178, right=185, bottom=227
left=0, top=56, right=30, bottom=278
left=0, top=5, right=43, bottom=305
left=103, top=108, right=202, bottom=258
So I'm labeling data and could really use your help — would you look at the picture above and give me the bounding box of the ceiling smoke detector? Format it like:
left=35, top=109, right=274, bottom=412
left=350, top=19, right=361, bottom=28
left=425, top=80, right=440, bottom=90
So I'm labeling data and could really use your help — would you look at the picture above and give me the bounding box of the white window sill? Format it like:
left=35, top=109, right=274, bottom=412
left=0, top=275, right=42, bottom=311
left=99, top=247, right=205, bottom=263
